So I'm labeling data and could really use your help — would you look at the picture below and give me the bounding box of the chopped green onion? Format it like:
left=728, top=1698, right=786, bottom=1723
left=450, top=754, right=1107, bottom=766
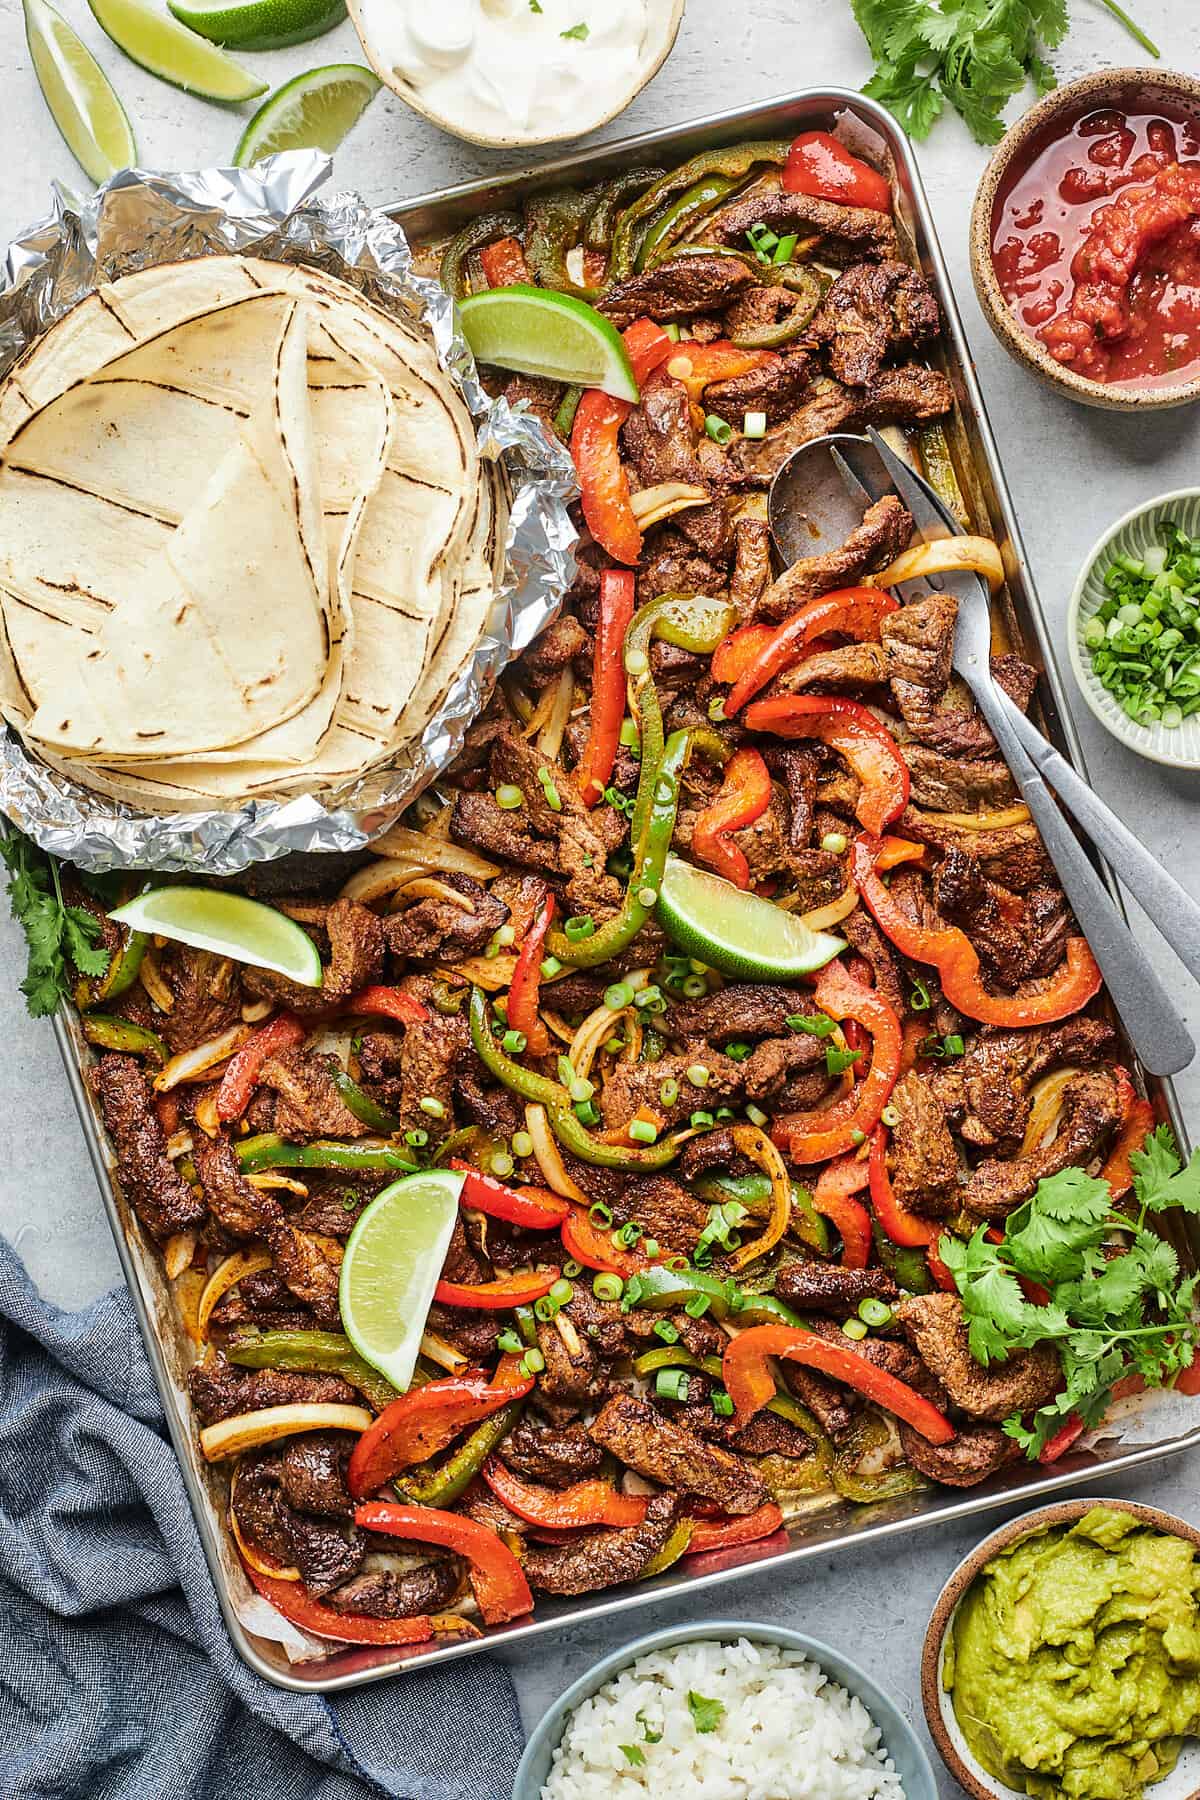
left=742, top=410, right=767, bottom=439
left=909, top=977, right=931, bottom=1012
left=605, top=980, right=634, bottom=1011
left=540, top=955, right=563, bottom=979
left=708, top=697, right=727, bottom=722
left=574, top=1099, right=602, bottom=1126
left=850, top=1127, right=866, bottom=1146
left=521, top=1347, right=547, bottom=1374
left=660, top=1078, right=680, bottom=1107
left=643, top=1238, right=660, bottom=1258
left=681, top=975, right=708, bottom=998
left=495, top=784, right=524, bottom=810
left=786, top=1013, right=836, bottom=1037
left=745, top=1103, right=768, bottom=1128
left=589, top=1200, right=614, bottom=1227
left=564, top=915, right=595, bottom=942
left=637, top=886, right=659, bottom=908
left=690, top=1110, right=714, bottom=1130
left=841, top=1318, right=869, bottom=1341
left=569, top=1076, right=595, bottom=1105
left=820, top=830, right=848, bottom=855
left=536, top=768, right=562, bottom=811
left=684, top=1293, right=710, bottom=1319
left=772, top=232, right=799, bottom=264
left=725, top=1040, right=751, bottom=1061
left=533, top=1295, right=559, bottom=1321
left=619, top=717, right=641, bottom=752
left=616, top=1221, right=643, bottom=1246
left=859, top=1297, right=894, bottom=1327
left=549, top=1277, right=574, bottom=1305
left=705, top=413, right=733, bottom=446
left=880, top=1103, right=900, bottom=1128
left=686, top=1063, right=710, bottom=1087
left=653, top=1319, right=680, bottom=1344
left=497, top=1327, right=522, bottom=1354
left=404, top=1129, right=429, bottom=1148
left=825, top=1045, right=862, bottom=1077
left=501, top=1028, right=527, bottom=1056
left=655, top=1368, right=691, bottom=1401
left=562, top=1258, right=583, bottom=1278
left=593, top=1272, right=623, bottom=1302
left=629, top=1118, right=658, bottom=1144
left=711, top=1389, right=735, bottom=1417
left=625, top=647, right=649, bottom=676
left=490, top=1151, right=515, bottom=1178
left=419, top=1096, right=446, bottom=1119
left=512, top=1130, right=534, bottom=1159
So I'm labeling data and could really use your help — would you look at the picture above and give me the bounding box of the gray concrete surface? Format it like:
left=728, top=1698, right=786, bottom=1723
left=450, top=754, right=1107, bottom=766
left=1, top=0, right=1199, bottom=1784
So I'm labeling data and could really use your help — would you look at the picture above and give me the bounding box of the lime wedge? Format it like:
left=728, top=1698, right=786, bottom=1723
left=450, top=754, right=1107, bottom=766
left=457, top=286, right=639, bottom=402
left=86, top=0, right=267, bottom=101
left=167, top=0, right=345, bottom=50
left=656, top=854, right=846, bottom=981
left=109, top=886, right=323, bottom=986
left=24, top=0, right=136, bottom=185
left=233, top=63, right=380, bottom=166
left=340, top=1169, right=464, bottom=1391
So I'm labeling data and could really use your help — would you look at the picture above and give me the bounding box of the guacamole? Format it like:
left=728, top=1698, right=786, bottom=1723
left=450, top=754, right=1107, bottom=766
left=945, top=1506, right=1200, bottom=1800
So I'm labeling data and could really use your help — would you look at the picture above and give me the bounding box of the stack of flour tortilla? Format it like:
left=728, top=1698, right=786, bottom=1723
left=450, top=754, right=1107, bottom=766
left=0, top=254, right=505, bottom=810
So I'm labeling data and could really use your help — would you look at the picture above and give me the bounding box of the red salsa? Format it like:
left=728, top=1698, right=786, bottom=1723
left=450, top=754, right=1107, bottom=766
left=991, top=104, right=1200, bottom=385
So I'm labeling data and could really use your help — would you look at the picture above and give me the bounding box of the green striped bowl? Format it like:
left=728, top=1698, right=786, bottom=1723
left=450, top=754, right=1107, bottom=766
left=1068, top=488, right=1200, bottom=770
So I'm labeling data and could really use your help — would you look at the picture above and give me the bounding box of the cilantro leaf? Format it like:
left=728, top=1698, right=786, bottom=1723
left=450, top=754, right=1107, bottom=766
left=0, top=831, right=110, bottom=1017
left=1130, top=1126, right=1200, bottom=1215
left=687, top=1692, right=725, bottom=1734
left=620, top=1745, right=646, bottom=1767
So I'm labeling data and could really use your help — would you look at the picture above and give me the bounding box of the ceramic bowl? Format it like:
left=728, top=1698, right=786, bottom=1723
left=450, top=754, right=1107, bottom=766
left=969, top=68, right=1200, bottom=411
left=346, top=0, right=686, bottom=151
left=922, top=1497, right=1200, bottom=1800
left=1068, top=485, right=1200, bottom=768
left=512, top=1617, right=938, bottom=1800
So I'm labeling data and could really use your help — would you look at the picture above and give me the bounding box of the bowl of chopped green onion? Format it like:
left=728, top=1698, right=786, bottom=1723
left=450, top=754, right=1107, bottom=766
left=1069, top=490, right=1200, bottom=768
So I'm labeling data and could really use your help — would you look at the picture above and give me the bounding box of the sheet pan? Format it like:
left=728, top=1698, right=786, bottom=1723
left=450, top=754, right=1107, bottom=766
left=55, top=86, right=1200, bottom=1691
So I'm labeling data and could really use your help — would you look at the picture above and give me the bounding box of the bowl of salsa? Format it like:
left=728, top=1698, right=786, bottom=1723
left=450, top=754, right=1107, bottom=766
left=970, top=69, right=1200, bottom=409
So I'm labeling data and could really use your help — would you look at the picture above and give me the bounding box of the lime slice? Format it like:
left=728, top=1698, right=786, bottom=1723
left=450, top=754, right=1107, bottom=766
left=457, top=286, right=639, bottom=403
left=109, top=886, right=323, bottom=986
left=86, top=0, right=267, bottom=101
left=24, top=0, right=136, bottom=185
left=233, top=63, right=380, bottom=166
left=167, top=0, right=345, bottom=51
left=656, top=854, right=846, bottom=981
left=340, top=1169, right=463, bottom=1391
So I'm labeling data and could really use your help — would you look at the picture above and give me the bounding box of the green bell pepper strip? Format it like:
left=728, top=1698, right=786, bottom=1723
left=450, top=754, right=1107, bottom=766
left=608, top=140, right=792, bottom=282
left=553, top=385, right=582, bottom=437
left=729, top=271, right=825, bottom=348
left=523, top=187, right=602, bottom=297
left=585, top=166, right=667, bottom=251
left=639, top=1517, right=695, bottom=1577
left=329, top=1068, right=401, bottom=1135
left=440, top=211, right=523, bottom=300
left=393, top=1398, right=525, bottom=1507
left=625, top=594, right=737, bottom=849
left=81, top=1013, right=166, bottom=1065
left=77, top=925, right=148, bottom=1011
left=870, top=1220, right=934, bottom=1295
left=635, top=174, right=740, bottom=271
left=227, top=1330, right=401, bottom=1414
left=694, top=1172, right=832, bottom=1257
left=546, top=722, right=695, bottom=969
left=513, top=1304, right=539, bottom=1348
left=469, top=986, right=566, bottom=1108
left=625, top=1263, right=810, bottom=1329
left=548, top=1101, right=686, bottom=1172
left=759, top=1391, right=926, bottom=1503
left=235, top=1135, right=418, bottom=1175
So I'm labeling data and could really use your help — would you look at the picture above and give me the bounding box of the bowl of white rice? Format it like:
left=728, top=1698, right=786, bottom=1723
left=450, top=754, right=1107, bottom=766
left=513, top=1621, right=937, bottom=1800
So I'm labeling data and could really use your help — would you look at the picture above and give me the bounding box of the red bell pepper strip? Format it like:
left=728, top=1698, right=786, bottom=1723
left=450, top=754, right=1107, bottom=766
left=690, top=748, right=773, bottom=890
left=344, top=986, right=431, bottom=1027
left=868, top=1125, right=958, bottom=1291
left=723, top=1324, right=956, bottom=1441
left=506, top=890, right=555, bottom=1057
left=850, top=835, right=1103, bottom=1028
left=875, top=835, right=925, bottom=871
left=926, top=1241, right=959, bottom=1294
left=355, top=1500, right=533, bottom=1625
left=744, top=695, right=909, bottom=836
left=711, top=622, right=777, bottom=686
left=1101, top=1095, right=1156, bottom=1200
left=434, top=1268, right=561, bottom=1310
left=725, top=588, right=899, bottom=715
left=1038, top=1414, right=1087, bottom=1464
left=777, top=958, right=902, bottom=1164
left=347, top=1360, right=533, bottom=1499
left=216, top=1012, right=306, bottom=1123
left=783, top=131, right=892, bottom=213
left=685, top=1502, right=785, bottom=1554
left=450, top=1163, right=569, bottom=1228
left=570, top=319, right=675, bottom=566
left=665, top=341, right=777, bottom=405
left=560, top=1205, right=644, bottom=1276
left=480, top=235, right=530, bottom=287
left=812, top=1153, right=872, bottom=1269
left=576, top=569, right=636, bottom=806
left=243, top=1562, right=466, bottom=1645
left=480, top=1455, right=649, bottom=1528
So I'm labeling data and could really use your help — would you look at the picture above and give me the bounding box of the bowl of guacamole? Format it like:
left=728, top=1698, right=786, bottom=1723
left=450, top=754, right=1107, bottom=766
left=922, top=1500, right=1200, bottom=1800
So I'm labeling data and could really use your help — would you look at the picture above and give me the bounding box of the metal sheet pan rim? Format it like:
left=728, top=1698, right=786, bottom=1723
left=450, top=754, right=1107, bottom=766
left=58, top=85, right=1199, bottom=1695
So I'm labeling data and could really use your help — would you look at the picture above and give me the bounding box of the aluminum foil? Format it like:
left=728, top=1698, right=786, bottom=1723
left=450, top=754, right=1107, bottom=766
left=0, top=153, right=578, bottom=874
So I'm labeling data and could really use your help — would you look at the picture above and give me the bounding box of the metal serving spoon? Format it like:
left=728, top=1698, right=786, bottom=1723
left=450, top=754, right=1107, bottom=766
left=766, top=429, right=1195, bottom=1078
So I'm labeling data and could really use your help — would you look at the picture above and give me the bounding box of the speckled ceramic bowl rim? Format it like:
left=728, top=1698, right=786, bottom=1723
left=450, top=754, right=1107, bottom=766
left=1067, top=485, right=1200, bottom=769
left=513, top=1617, right=939, bottom=1800
left=969, top=68, right=1200, bottom=411
left=346, top=0, right=687, bottom=150
left=920, top=1496, right=1200, bottom=1800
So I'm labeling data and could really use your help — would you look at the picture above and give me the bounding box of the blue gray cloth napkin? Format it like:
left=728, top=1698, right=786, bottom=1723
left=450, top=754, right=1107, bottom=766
left=0, top=1235, right=524, bottom=1800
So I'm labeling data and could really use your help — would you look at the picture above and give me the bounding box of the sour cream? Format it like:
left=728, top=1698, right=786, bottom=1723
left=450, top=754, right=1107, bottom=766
left=361, top=0, right=652, bottom=142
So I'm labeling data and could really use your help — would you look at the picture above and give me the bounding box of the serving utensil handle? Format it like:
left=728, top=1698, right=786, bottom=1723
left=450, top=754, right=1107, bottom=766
left=967, top=681, right=1195, bottom=1076
left=997, top=691, right=1200, bottom=1006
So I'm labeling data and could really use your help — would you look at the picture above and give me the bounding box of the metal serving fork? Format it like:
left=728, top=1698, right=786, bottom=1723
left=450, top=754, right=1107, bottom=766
left=767, top=428, right=1195, bottom=1077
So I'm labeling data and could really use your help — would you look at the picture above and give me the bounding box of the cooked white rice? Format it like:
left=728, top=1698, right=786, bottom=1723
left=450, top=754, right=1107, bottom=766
left=541, top=1636, right=905, bottom=1800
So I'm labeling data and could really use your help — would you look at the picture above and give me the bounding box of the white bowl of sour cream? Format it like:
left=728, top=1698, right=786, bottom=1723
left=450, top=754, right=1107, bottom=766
left=347, top=0, right=686, bottom=149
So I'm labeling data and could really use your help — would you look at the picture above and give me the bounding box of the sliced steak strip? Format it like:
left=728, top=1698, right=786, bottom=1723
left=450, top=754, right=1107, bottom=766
left=708, top=181, right=899, bottom=263
left=234, top=1448, right=363, bottom=1596
left=257, top=1047, right=370, bottom=1142
left=932, top=1017, right=1116, bottom=1151
left=809, top=260, right=940, bottom=386
left=774, top=1263, right=899, bottom=1315
left=755, top=496, right=912, bottom=620
left=590, top=1393, right=769, bottom=1514
left=188, top=1355, right=358, bottom=1427
left=963, top=1069, right=1122, bottom=1220
left=598, top=253, right=757, bottom=324
left=705, top=351, right=814, bottom=426
left=522, top=1491, right=679, bottom=1595
left=499, top=1419, right=604, bottom=1488
left=896, top=1292, right=1062, bottom=1421
left=621, top=367, right=705, bottom=488
left=728, top=368, right=953, bottom=484
left=328, top=1561, right=463, bottom=1619
left=888, top=1070, right=960, bottom=1219
left=898, top=1420, right=1020, bottom=1487
left=902, top=745, right=1017, bottom=813
left=92, top=1054, right=206, bottom=1242
left=162, top=946, right=240, bottom=1055
left=244, top=900, right=383, bottom=1016
left=383, top=872, right=507, bottom=963
left=934, top=850, right=1070, bottom=990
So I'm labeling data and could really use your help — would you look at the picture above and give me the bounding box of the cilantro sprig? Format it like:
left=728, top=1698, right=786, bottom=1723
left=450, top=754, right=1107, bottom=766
left=850, top=0, right=1159, bottom=147
left=0, top=831, right=112, bottom=1017
left=938, top=1127, right=1200, bottom=1456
